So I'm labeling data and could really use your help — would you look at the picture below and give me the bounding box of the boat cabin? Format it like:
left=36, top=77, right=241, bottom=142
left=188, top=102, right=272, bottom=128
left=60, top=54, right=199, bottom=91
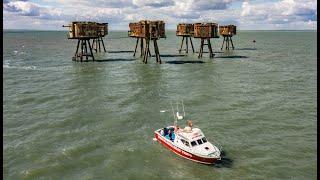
left=158, top=126, right=219, bottom=157
left=175, top=128, right=208, bottom=148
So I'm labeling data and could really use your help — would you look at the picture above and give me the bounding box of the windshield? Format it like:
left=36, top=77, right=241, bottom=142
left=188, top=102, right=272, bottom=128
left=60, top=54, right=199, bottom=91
left=197, top=139, right=203, bottom=145
left=191, top=141, right=197, bottom=147
left=202, top=137, right=207, bottom=143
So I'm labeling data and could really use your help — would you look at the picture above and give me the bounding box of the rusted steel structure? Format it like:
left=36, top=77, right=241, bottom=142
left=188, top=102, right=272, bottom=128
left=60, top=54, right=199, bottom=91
left=219, top=25, right=236, bottom=50
left=194, top=23, right=219, bottom=59
left=91, top=23, right=108, bottom=52
left=176, top=23, right=195, bottom=53
left=63, top=21, right=102, bottom=61
left=128, top=20, right=166, bottom=64
left=128, top=22, right=151, bottom=58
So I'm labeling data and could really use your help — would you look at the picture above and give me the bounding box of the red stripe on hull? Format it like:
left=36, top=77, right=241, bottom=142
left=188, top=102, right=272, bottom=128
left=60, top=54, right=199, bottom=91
left=155, top=133, right=218, bottom=164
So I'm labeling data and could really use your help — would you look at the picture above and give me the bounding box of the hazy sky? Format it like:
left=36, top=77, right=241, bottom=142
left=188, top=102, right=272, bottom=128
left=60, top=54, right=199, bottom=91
left=3, top=0, right=317, bottom=30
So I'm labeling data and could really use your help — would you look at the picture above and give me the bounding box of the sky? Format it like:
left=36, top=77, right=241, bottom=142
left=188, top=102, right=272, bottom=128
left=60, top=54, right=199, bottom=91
left=3, top=0, right=317, bottom=30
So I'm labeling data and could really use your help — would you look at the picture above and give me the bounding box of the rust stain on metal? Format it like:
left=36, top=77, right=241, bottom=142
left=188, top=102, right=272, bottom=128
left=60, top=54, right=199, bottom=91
left=219, top=25, right=236, bottom=36
left=194, top=23, right=219, bottom=38
left=176, top=23, right=195, bottom=53
left=97, top=23, right=108, bottom=37
left=64, top=22, right=108, bottom=39
left=128, top=20, right=166, bottom=64
left=62, top=21, right=109, bottom=61
left=128, top=20, right=166, bottom=39
left=176, top=23, right=194, bottom=36
left=219, top=24, right=236, bottom=50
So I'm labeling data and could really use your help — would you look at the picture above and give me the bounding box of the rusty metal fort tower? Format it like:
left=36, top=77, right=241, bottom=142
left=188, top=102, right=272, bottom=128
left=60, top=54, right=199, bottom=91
left=128, top=20, right=166, bottom=64
left=176, top=23, right=195, bottom=53
left=194, top=23, right=219, bottom=59
left=219, top=25, right=237, bottom=50
left=63, top=22, right=108, bottom=61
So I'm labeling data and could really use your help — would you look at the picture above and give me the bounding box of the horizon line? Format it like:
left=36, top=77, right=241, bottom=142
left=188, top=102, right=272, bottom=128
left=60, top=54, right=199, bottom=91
left=3, top=29, right=317, bottom=31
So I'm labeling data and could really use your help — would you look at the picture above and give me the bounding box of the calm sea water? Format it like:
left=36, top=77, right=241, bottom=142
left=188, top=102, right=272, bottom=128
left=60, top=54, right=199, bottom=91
left=3, top=30, right=317, bottom=179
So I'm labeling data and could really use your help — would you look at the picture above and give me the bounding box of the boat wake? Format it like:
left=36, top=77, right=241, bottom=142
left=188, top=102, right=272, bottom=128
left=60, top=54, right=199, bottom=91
left=213, top=150, right=233, bottom=168
left=3, top=64, right=37, bottom=70
left=3, top=64, right=73, bottom=72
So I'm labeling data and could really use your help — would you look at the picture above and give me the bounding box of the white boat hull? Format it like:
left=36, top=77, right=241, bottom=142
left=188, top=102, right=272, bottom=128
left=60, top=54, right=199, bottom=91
left=154, top=130, right=220, bottom=164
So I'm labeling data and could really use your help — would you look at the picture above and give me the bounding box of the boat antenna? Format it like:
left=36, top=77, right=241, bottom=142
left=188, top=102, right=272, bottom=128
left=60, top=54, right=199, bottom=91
left=181, top=100, right=186, bottom=117
left=176, top=102, right=179, bottom=114
left=171, top=101, right=177, bottom=126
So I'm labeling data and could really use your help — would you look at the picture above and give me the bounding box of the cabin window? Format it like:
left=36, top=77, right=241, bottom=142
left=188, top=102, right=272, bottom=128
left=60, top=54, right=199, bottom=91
left=202, top=137, right=207, bottom=143
left=181, top=139, right=190, bottom=147
left=184, top=141, right=190, bottom=147
left=197, top=139, right=203, bottom=145
left=191, top=141, right=197, bottom=147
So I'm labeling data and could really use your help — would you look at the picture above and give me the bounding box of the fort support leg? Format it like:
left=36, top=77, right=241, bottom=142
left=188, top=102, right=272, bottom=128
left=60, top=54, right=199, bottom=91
left=148, top=44, right=151, bottom=57
left=133, top=38, right=139, bottom=57
left=190, top=37, right=195, bottom=53
left=140, top=38, right=144, bottom=57
left=95, top=38, right=98, bottom=52
left=98, top=38, right=101, bottom=52
left=97, top=38, right=100, bottom=52
left=143, top=39, right=150, bottom=64
left=80, top=39, right=84, bottom=62
left=230, top=37, right=234, bottom=50
left=157, top=41, right=161, bottom=64
left=198, top=39, right=201, bottom=58
left=153, top=39, right=158, bottom=63
left=146, top=39, right=150, bottom=63
left=91, top=39, right=94, bottom=52
left=201, top=38, right=204, bottom=58
left=221, top=36, right=225, bottom=50
left=153, top=39, right=161, bottom=64
left=101, top=37, right=107, bottom=52
left=143, top=41, right=147, bottom=63
left=198, top=38, right=204, bottom=59
left=84, top=39, right=88, bottom=60
left=87, top=39, right=94, bottom=61
left=143, top=40, right=146, bottom=63
left=186, top=36, right=189, bottom=53
left=91, top=39, right=95, bottom=52
left=207, top=39, right=214, bottom=59
left=179, top=36, right=185, bottom=53
left=74, top=39, right=80, bottom=59
left=85, top=39, right=88, bottom=60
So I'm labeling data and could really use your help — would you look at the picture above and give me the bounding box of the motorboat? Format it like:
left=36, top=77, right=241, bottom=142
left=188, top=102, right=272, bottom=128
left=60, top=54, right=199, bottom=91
left=154, top=101, right=221, bottom=164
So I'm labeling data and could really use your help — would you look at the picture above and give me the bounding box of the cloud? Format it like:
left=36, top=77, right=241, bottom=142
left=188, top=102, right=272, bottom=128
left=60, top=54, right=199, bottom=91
left=94, top=0, right=134, bottom=8
left=133, top=0, right=175, bottom=7
left=191, top=1, right=228, bottom=10
left=172, top=12, right=200, bottom=20
left=241, top=0, right=317, bottom=24
left=4, top=1, right=40, bottom=16
left=3, top=0, right=317, bottom=30
left=178, top=0, right=239, bottom=11
left=241, top=2, right=250, bottom=16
